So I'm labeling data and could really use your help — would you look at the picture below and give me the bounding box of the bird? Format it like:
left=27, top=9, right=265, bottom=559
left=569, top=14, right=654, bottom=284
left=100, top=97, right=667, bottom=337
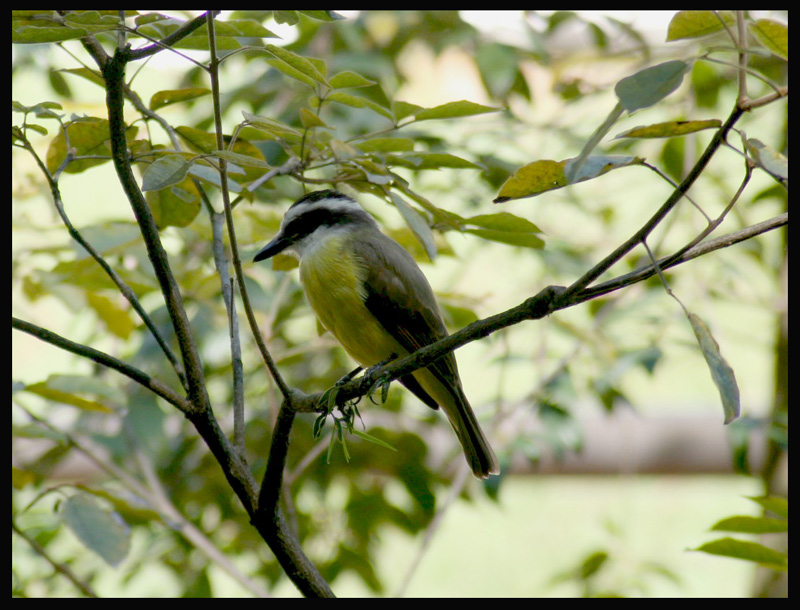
left=254, top=189, right=499, bottom=478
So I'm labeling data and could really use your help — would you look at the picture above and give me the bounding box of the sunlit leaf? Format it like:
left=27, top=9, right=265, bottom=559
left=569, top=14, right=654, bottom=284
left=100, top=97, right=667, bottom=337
left=666, top=11, right=735, bottom=41
left=616, top=119, right=721, bottom=139
left=749, top=19, right=788, bottom=60
left=149, top=88, right=211, bottom=111
left=413, top=100, right=499, bottom=122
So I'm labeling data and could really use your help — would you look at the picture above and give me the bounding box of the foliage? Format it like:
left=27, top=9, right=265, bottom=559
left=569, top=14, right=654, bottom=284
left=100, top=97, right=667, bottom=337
left=13, top=10, right=787, bottom=597
left=695, top=495, right=788, bottom=572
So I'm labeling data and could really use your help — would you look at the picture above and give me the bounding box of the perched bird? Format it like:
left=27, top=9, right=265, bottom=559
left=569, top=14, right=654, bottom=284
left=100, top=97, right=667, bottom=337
left=254, top=190, right=499, bottom=478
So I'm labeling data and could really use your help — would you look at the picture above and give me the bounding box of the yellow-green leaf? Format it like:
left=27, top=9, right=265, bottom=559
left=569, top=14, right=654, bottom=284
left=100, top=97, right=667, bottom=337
left=494, top=159, right=568, bottom=202
left=46, top=118, right=136, bottom=175
left=666, top=11, right=735, bottom=41
left=141, top=154, right=193, bottom=191
left=616, top=119, right=721, bottom=139
left=695, top=537, right=787, bottom=571
left=749, top=19, right=788, bottom=60
left=146, top=176, right=201, bottom=228
left=24, top=382, right=114, bottom=413
left=264, top=44, right=329, bottom=87
left=149, top=88, right=211, bottom=111
left=212, top=149, right=271, bottom=168
left=466, top=212, right=541, bottom=233
left=299, top=108, right=329, bottom=128
left=329, top=71, right=376, bottom=89
left=87, top=292, right=135, bottom=339
left=711, top=515, right=788, bottom=534
left=357, top=138, right=415, bottom=153
left=465, top=228, right=545, bottom=249
left=414, top=100, right=499, bottom=122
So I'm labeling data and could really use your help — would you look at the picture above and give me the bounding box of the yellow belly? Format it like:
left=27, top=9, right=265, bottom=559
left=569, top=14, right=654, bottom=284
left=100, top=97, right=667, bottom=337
left=299, top=236, right=407, bottom=367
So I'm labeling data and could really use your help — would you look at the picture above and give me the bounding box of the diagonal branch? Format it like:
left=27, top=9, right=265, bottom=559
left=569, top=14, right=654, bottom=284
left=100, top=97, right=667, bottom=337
left=324, top=212, right=787, bottom=410
left=12, top=317, right=192, bottom=413
left=103, top=47, right=210, bottom=415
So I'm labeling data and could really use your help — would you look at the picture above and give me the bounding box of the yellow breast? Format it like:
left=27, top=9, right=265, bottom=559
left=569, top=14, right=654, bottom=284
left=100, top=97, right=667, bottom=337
left=299, top=234, right=406, bottom=366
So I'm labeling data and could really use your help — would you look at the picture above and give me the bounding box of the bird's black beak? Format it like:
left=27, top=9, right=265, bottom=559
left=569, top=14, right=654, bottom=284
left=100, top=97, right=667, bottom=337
left=253, top=233, right=294, bottom=262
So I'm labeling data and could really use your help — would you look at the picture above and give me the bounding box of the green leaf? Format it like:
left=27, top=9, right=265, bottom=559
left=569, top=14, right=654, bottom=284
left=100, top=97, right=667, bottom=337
left=74, top=484, right=162, bottom=526
left=580, top=551, right=609, bottom=580
left=212, top=149, right=271, bottom=169
left=357, top=138, right=415, bottom=153
left=314, top=412, right=329, bottom=438
left=494, top=159, right=568, bottom=202
left=46, top=117, right=137, bottom=175
left=495, top=155, right=642, bottom=202
left=297, top=10, right=345, bottom=22
left=688, top=313, right=740, bottom=424
left=146, top=177, right=202, bottom=228
left=351, top=429, right=397, bottom=452
left=62, top=494, right=130, bottom=567
left=242, top=112, right=303, bottom=142
left=329, top=71, right=377, bottom=89
left=465, top=212, right=540, bottom=233
left=666, top=11, right=735, bottom=41
left=175, top=125, right=217, bottom=153
left=350, top=159, right=392, bottom=185
left=87, top=292, right=136, bottom=339
left=23, top=378, right=115, bottom=413
left=711, top=515, right=788, bottom=534
left=465, top=228, right=545, bottom=249
left=748, top=496, right=788, bottom=519
left=264, top=44, right=329, bottom=87
left=265, top=58, right=317, bottom=88
left=273, top=10, right=299, bottom=25
left=211, top=19, right=279, bottom=39
left=413, top=100, right=499, bottom=122
left=615, top=60, right=690, bottom=113
left=744, top=138, right=788, bottom=181
left=141, top=154, right=193, bottom=191
left=695, top=537, right=787, bottom=571
left=299, top=108, right=329, bottom=129
left=58, top=67, right=108, bottom=89
left=326, top=92, right=394, bottom=120
left=564, top=155, right=642, bottom=184
left=391, top=193, right=437, bottom=260
left=392, top=101, right=424, bottom=122
left=750, top=19, right=788, bottom=60
left=12, top=10, right=99, bottom=44
left=389, top=152, right=481, bottom=170
left=616, top=119, right=722, bottom=139
left=12, top=100, right=63, bottom=119
left=149, top=88, right=211, bottom=111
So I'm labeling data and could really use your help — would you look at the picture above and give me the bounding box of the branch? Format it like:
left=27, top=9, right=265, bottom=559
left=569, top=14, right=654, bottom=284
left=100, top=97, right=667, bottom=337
left=325, top=211, right=787, bottom=409
left=13, top=518, right=98, bottom=597
left=103, top=47, right=210, bottom=414
left=101, top=44, right=268, bottom=560
left=252, top=394, right=336, bottom=598
left=128, top=12, right=219, bottom=61
left=15, top=131, right=187, bottom=390
left=580, top=213, right=788, bottom=300
left=204, top=16, right=333, bottom=596
left=561, top=104, right=745, bottom=299
left=12, top=317, right=193, bottom=412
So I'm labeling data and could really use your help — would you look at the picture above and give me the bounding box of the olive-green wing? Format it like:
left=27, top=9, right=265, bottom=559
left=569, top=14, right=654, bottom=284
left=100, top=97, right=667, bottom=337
left=353, top=236, right=461, bottom=409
